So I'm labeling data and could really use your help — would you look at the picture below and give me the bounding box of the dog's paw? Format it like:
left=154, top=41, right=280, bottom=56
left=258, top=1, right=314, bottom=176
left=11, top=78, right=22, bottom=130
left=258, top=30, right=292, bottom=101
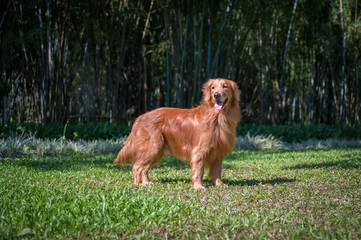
left=218, top=183, right=228, bottom=187
left=193, top=183, right=206, bottom=190
left=215, top=179, right=228, bottom=187
left=142, top=181, right=153, bottom=186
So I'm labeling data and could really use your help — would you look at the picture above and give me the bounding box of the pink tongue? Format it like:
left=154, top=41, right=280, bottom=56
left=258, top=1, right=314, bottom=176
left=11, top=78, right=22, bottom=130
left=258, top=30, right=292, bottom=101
left=215, top=102, right=224, bottom=110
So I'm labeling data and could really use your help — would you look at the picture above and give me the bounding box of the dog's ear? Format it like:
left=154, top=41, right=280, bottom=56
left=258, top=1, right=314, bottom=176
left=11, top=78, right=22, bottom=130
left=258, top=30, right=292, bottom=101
left=202, top=79, right=214, bottom=102
left=230, top=80, right=240, bottom=103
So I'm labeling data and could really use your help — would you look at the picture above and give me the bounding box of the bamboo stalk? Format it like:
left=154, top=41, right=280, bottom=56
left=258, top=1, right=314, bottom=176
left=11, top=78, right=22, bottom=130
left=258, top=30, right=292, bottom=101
left=276, top=0, right=297, bottom=124
left=179, top=9, right=188, bottom=108
left=355, top=0, right=359, bottom=124
left=164, top=0, right=170, bottom=107
left=339, top=0, right=347, bottom=124
left=206, top=6, right=212, bottom=80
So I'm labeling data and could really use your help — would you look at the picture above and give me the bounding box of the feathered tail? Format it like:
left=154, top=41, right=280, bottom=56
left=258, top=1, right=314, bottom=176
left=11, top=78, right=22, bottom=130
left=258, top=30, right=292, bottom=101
left=113, top=137, right=134, bottom=165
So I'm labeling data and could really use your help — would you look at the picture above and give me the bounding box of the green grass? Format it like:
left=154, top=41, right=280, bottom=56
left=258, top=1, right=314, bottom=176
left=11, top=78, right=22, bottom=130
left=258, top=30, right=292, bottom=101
left=1, top=149, right=360, bottom=239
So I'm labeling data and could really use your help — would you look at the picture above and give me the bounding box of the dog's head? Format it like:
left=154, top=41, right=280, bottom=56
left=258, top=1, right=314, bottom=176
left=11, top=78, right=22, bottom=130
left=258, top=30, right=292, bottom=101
left=202, top=78, right=240, bottom=110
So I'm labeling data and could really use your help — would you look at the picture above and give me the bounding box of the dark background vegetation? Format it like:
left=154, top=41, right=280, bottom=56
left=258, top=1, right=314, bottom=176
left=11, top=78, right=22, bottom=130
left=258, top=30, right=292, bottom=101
left=0, top=0, right=360, bottom=126
left=1, top=122, right=360, bottom=142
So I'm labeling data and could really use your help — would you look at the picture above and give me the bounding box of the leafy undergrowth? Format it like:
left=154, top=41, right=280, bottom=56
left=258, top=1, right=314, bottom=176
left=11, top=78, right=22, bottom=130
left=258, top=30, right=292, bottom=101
left=1, top=149, right=360, bottom=239
left=1, top=123, right=361, bottom=142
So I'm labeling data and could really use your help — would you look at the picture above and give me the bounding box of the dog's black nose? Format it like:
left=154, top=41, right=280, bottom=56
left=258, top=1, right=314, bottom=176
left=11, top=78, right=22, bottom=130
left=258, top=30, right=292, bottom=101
left=214, top=92, right=221, bottom=99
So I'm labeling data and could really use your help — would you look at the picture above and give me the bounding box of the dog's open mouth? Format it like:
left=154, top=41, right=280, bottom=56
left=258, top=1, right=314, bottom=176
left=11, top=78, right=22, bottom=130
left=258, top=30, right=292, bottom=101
left=215, top=98, right=228, bottom=110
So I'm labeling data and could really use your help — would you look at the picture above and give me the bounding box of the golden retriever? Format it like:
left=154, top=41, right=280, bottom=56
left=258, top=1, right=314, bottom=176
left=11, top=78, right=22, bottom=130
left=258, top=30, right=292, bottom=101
left=114, top=78, right=241, bottom=189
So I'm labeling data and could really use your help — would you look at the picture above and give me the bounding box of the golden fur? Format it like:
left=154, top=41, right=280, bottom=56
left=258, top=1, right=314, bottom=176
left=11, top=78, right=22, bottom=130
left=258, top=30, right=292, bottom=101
left=114, top=78, right=241, bottom=189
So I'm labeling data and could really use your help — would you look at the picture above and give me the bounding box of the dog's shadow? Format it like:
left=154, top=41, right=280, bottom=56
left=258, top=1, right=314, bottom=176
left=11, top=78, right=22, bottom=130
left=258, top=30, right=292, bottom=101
left=159, top=177, right=295, bottom=187
left=224, top=177, right=295, bottom=186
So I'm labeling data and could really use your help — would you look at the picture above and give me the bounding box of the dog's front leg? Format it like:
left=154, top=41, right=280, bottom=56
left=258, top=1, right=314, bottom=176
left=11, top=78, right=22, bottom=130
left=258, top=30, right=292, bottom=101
left=209, top=160, right=227, bottom=187
left=190, top=149, right=206, bottom=190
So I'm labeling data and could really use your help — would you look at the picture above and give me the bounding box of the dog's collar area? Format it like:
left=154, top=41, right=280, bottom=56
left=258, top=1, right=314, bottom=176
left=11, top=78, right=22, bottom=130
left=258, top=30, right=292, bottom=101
left=214, top=98, right=228, bottom=110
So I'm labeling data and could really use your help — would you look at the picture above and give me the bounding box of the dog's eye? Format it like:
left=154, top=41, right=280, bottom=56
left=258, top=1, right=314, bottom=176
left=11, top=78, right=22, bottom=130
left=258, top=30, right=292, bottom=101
left=223, top=84, right=228, bottom=88
left=212, top=86, right=215, bottom=89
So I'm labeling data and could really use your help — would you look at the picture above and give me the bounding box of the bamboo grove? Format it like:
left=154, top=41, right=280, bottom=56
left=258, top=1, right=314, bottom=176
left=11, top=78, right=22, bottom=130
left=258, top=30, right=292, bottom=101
left=0, top=0, right=360, bottom=125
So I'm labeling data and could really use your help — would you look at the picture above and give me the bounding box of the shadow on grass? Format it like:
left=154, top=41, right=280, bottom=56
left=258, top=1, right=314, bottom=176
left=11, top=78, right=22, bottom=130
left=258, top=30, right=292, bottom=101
left=224, top=177, right=295, bottom=186
left=3, top=154, right=189, bottom=172
left=152, top=157, right=189, bottom=169
left=2, top=149, right=256, bottom=172
left=0, top=154, right=115, bottom=172
left=159, top=177, right=295, bottom=187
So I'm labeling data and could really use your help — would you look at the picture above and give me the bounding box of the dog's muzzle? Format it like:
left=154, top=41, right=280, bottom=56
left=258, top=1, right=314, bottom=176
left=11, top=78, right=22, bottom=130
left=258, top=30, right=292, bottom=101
left=214, top=98, right=228, bottom=110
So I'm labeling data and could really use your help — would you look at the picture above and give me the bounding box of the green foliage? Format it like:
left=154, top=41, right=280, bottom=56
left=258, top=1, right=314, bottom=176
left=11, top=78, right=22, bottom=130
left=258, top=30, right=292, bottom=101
left=1, top=123, right=360, bottom=142
left=0, top=122, right=131, bottom=140
left=237, top=124, right=361, bottom=142
left=1, top=149, right=360, bottom=238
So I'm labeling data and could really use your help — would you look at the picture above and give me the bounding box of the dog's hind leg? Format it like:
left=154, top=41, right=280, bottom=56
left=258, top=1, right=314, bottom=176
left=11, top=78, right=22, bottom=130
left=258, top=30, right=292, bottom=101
left=132, top=131, right=164, bottom=186
left=136, top=151, right=163, bottom=185
left=132, top=160, right=157, bottom=185
left=140, top=152, right=163, bottom=185
left=132, top=162, right=142, bottom=185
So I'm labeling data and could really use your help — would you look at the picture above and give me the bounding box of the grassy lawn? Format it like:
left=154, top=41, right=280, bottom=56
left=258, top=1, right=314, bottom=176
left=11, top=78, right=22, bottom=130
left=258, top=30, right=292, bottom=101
left=1, top=149, right=360, bottom=239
